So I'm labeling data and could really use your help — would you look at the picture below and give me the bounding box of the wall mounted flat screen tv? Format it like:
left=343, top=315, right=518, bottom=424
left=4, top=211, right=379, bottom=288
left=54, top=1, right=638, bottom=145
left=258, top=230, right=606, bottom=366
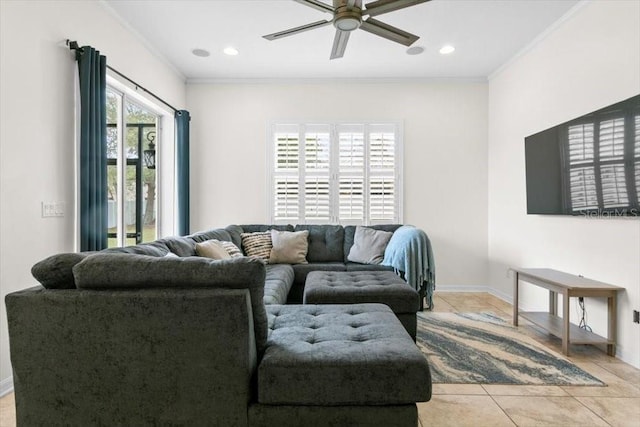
left=525, top=94, right=640, bottom=217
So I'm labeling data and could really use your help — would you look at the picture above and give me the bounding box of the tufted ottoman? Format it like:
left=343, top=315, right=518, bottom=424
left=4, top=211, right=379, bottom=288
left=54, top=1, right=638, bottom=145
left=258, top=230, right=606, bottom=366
left=250, top=303, right=432, bottom=427
left=303, top=271, right=421, bottom=339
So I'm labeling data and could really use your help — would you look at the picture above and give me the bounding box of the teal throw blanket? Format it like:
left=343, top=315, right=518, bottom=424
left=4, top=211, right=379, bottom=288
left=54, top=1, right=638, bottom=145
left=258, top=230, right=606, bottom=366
left=382, top=225, right=436, bottom=310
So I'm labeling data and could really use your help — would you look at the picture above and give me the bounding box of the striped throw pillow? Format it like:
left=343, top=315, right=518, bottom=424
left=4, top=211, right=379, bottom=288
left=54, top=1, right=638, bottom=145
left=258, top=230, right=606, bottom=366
left=219, top=240, right=243, bottom=258
left=241, top=232, right=272, bottom=262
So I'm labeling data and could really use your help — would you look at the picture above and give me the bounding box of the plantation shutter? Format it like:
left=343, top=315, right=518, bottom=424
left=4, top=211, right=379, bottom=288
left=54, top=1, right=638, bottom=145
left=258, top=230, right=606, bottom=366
left=273, top=124, right=300, bottom=222
left=303, top=125, right=331, bottom=222
left=598, top=118, right=628, bottom=208
left=270, top=122, right=402, bottom=224
left=368, top=124, right=398, bottom=222
left=568, top=123, right=598, bottom=211
left=337, top=124, right=365, bottom=224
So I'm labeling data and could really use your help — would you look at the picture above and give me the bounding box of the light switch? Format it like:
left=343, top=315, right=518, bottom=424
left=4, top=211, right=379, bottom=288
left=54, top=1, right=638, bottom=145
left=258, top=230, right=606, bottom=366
left=42, top=202, right=65, bottom=218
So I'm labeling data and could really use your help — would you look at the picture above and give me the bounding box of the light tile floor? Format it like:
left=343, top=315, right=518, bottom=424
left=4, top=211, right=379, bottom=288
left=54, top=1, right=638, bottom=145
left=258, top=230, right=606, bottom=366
left=418, top=293, right=640, bottom=427
left=1, top=293, right=639, bottom=426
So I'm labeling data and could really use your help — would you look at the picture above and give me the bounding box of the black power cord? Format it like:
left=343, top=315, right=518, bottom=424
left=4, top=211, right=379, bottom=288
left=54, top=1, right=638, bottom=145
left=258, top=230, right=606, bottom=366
left=578, top=297, right=592, bottom=332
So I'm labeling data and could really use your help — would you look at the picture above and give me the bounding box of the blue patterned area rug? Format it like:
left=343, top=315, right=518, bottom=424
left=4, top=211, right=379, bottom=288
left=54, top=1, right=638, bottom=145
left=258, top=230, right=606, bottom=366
left=416, top=312, right=604, bottom=386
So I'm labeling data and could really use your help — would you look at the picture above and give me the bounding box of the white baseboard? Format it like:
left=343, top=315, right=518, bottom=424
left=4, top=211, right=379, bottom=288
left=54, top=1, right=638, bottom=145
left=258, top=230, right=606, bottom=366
left=435, top=284, right=513, bottom=304
left=0, top=376, right=13, bottom=397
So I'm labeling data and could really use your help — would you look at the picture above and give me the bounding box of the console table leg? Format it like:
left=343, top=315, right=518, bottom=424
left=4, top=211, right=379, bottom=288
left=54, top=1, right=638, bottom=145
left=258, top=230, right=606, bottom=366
left=607, top=295, right=616, bottom=357
left=549, top=291, right=557, bottom=316
left=513, top=272, right=519, bottom=326
left=562, top=291, right=570, bottom=356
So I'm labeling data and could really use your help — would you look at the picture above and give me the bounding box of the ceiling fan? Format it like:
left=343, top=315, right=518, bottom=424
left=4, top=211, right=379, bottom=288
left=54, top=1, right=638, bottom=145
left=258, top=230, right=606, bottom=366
left=263, top=0, right=430, bottom=60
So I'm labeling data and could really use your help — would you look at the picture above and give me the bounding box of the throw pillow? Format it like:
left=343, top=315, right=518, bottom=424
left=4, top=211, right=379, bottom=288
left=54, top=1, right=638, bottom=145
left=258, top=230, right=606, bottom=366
left=218, top=240, right=243, bottom=258
left=269, top=230, right=309, bottom=264
left=347, top=226, right=393, bottom=265
left=195, top=240, right=231, bottom=260
left=241, top=231, right=272, bottom=262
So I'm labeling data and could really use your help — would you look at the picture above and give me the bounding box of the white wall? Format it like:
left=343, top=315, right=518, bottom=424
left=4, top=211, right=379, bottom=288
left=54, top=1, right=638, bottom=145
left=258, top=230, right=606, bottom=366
left=488, top=1, right=640, bottom=367
left=187, top=81, right=489, bottom=287
left=0, top=0, right=186, bottom=392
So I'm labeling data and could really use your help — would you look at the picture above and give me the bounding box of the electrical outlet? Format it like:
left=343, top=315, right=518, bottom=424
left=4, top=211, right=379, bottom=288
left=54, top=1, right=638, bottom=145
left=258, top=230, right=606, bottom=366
left=633, top=310, right=639, bottom=324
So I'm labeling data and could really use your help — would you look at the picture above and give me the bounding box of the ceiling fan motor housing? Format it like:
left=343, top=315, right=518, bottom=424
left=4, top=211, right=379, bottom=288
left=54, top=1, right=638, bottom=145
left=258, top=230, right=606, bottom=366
left=334, top=5, right=362, bottom=31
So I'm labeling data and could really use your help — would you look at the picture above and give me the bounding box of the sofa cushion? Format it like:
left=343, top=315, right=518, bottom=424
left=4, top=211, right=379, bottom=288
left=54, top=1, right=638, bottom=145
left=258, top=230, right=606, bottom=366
left=240, top=224, right=294, bottom=233
left=343, top=224, right=402, bottom=263
left=346, top=262, right=394, bottom=272
left=293, top=225, right=344, bottom=262
left=303, top=271, right=420, bottom=313
left=157, top=236, right=197, bottom=257
left=195, top=240, right=231, bottom=260
left=291, top=263, right=347, bottom=286
left=347, top=226, right=393, bottom=265
left=264, top=264, right=295, bottom=305
left=102, top=241, right=170, bottom=257
left=225, top=225, right=244, bottom=248
left=241, top=232, right=273, bottom=262
left=73, top=254, right=269, bottom=353
left=31, top=252, right=95, bottom=289
left=260, top=304, right=431, bottom=405
left=269, top=230, right=309, bottom=265
left=188, top=228, right=233, bottom=244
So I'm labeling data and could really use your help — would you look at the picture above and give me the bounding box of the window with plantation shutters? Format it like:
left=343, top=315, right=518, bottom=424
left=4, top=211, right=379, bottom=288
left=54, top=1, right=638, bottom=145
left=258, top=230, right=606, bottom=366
left=564, top=109, right=640, bottom=213
left=269, top=122, right=402, bottom=224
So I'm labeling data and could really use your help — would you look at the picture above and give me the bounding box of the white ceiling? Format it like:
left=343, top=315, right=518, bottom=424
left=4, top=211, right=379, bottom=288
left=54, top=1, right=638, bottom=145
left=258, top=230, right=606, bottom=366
left=103, top=0, right=580, bottom=81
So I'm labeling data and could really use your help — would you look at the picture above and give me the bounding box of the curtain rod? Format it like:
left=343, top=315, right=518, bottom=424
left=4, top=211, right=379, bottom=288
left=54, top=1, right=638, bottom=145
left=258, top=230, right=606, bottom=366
left=67, top=40, right=179, bottom=113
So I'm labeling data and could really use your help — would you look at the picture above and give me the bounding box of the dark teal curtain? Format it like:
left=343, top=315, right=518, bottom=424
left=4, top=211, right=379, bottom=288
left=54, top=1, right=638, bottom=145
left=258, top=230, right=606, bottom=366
left=176, top=110, right=191, bottom=236
left=77, top=46, right=108, bottom=251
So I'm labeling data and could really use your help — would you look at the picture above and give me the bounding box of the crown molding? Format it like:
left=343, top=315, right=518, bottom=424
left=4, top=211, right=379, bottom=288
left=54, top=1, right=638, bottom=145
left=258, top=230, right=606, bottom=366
left=187, top=76, right=488, bottom=85
left=98, top=0, right=186, bottom=83
left=488, top=0, right=591, bottom=81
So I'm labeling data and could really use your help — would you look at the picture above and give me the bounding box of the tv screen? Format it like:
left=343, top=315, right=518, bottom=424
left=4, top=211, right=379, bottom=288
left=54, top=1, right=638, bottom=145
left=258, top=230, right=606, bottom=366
left=525, top=94, right=640, bottom=217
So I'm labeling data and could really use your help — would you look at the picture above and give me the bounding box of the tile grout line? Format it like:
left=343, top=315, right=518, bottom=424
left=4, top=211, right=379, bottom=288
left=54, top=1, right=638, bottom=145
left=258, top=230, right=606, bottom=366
left=485, top=391, right=518, bottom=427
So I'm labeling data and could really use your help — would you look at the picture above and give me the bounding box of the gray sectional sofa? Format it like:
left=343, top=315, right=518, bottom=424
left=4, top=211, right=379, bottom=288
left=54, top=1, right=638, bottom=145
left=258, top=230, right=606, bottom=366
left=6, top=223, right=434, bottom=426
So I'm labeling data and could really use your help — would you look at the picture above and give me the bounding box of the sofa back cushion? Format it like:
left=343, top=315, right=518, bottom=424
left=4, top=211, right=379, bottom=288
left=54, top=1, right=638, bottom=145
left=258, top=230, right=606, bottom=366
left=31, top=252, right=95, bottom=289
left=189, top=228, right=233, bottom=243
left=343, top=224, right=402, bottom=262
left=294, top=225, right=344, bottom=262
left=73, top=254, right=269, bottom=353
left=156, top=236, right=197, bottom=257
left=239, top=224, right=294, bottom=233
left=102, top=241, right=169, bottom=257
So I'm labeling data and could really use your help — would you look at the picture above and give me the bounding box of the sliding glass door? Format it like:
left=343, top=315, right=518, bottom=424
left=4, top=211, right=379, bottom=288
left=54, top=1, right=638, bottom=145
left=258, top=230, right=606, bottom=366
left=106, top=87, right=159, bottom=247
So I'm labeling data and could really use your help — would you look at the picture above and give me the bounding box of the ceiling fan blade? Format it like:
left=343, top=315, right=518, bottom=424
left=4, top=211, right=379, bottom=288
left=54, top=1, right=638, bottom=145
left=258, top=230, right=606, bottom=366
left=359, top=17, right=419, bottom=46
left=330, top=29, right=351, bottom=59
left=294, top=0, right=335, bottom=14
left=263, top=20, right=332, bottom=40
left=363, top=0, right=430, bottom=17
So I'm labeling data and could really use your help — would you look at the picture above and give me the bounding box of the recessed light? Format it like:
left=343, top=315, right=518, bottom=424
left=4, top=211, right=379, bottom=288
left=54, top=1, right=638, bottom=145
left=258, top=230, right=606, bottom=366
left=192, top=48, right=210, bottom=57
left=439, top=45, right=455, bottom=55
left=223, top=47, right=239, bottom=56
left=406, top=46, right=425, bottom=55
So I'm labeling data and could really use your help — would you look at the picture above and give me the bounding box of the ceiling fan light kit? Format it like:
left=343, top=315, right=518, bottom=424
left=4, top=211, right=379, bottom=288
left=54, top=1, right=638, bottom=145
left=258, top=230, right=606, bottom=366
left=263, top=0, right=431, bottom=59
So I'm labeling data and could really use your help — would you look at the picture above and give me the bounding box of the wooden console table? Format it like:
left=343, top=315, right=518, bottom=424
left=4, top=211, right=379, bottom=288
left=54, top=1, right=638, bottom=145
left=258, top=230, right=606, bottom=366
left=512, top=268, right=623, bottom=356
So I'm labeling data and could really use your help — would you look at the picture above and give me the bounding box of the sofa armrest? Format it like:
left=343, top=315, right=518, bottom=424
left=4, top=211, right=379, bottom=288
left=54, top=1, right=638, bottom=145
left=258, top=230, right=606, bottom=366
left=6, top=286, right=256, bottom=426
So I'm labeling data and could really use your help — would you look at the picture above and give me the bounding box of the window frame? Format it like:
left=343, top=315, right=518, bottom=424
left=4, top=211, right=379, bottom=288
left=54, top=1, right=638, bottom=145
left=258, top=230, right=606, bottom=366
left=267, top=121, right=403, bottom=225
left=75, top=72, right=177, bottom=251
